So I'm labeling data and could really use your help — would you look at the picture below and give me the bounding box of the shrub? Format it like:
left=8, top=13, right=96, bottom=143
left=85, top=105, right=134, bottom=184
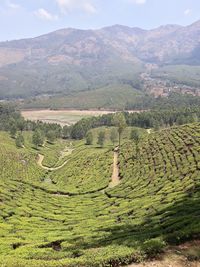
left=141, top=238, right=166, bottom=258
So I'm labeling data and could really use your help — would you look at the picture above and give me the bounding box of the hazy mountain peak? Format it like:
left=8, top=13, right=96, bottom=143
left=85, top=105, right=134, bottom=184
left=188, top=19, right=200, bottom=27
left=0, top=20, right=200, bottom=99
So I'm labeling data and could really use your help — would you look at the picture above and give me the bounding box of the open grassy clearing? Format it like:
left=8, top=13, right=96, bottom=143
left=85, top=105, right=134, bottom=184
left=0, top=123, right=200, bottom=266
left=21, top=109, right=116, bottom=126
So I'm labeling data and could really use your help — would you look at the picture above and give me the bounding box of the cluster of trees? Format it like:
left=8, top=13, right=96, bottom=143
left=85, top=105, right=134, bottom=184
left=1, top=102, right=200, bottom=149
left=125, top=92, right=200, bottom=111
left=85, top=130, right=113, bottom=147
left=85, top=113, right=127, bottom=148
left=85, top=126, right=142, bottom=150
left=0, top=104, right=62, bottom=148
left=65, top=107, right=200, bottom=141
left=85, top=128, right=117, bottom=147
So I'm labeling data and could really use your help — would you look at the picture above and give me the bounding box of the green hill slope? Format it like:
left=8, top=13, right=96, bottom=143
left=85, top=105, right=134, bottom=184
left=21, top=84, right=143, bottom=110
left=0, top=123, right=200, bottom=266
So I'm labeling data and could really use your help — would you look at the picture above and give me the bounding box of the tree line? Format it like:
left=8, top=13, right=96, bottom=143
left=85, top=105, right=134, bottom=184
left=0, top=104, right=62, bottom=148
left=125, top=92, right=200, bottom=111
left=64, top=107, right=200, bottom=140
left=1, top=103, right=200, bottom=148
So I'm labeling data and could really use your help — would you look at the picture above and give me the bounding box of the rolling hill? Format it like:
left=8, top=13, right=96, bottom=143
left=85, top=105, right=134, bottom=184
left=0, top=123, right=200, bottom=266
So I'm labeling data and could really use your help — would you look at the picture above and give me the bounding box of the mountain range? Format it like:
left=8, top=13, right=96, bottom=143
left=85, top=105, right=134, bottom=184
left=0, top=20, right=200, bottom=107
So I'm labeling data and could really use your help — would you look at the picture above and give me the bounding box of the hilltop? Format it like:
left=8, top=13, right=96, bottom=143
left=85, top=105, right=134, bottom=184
left=0, top=21, right=200, bottom=109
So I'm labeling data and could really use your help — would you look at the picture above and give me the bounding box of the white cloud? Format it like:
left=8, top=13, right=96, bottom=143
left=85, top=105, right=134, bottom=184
left=184, top=9, right=192, bottom=16
left=34, top=8, right=58, bottom=21
left=6, top=1, right=20, bottom=9
left=128, top=0, right=146, bottom=5
left=56, top=0, right=97, bottom=14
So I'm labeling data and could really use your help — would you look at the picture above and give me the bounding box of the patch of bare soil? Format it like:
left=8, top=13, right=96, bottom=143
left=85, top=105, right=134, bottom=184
left=128, top=241, right=200, bottom=267
left=128, top=254, right=199, bottom=267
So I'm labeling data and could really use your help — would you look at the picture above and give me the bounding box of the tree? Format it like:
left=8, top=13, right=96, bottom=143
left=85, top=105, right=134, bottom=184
left=46, top=130, right=56, bottom=143
left=85, top=132, right=93, bottom=145
left=32, top=130, right=44, bottom=148
left=130, top=129, right=141, bottom=158
left=110, top=128, right=118, bottom=145
left=15, top=133, right=24, bottom=148
left=153, top=120, right=160, bottom=131
left=17, top=119, right=25, bottom=133
left=130, top=129, right=140, bottom=143
left=112, top=113, right=127, bottom=148
left=10, top=125, right=17, bottom=138
left=63, top=126, right=72, bottom=139
left=97, top=131, right=105, bottom=147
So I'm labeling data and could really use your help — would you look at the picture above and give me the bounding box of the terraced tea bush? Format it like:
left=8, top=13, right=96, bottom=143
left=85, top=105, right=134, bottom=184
left=0, top=123, right=200, bottom=266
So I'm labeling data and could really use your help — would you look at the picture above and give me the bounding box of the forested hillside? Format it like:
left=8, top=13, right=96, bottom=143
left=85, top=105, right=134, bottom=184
left=0, top=21, right=200, bottom=109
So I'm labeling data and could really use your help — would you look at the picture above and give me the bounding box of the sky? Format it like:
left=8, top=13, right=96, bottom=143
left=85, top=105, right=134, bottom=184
left=0, top=0, right=200, bottom=41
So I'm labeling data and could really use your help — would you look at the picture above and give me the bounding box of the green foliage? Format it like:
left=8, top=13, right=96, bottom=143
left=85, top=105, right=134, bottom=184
left=32, top=130, right=44, bottom=148
left=130, top=129, right=141, bottom=158
left=70, top=118, right=92, bottom=140
left=21, top=84, right=143, bottom=110
left=130, top=129, right=140, bottom=144
left=10, top=124, right=17, bottom=138
left=126, top=92, right=200, bottom=110
left=15, top=132, right=24, bottom=148
left=85, top=132, right=93, bottom=145
left=97, top=131, right=106, bottom=147
left=141, top=238, right=166, bottom=257
left=69, top=107, right=200, bottom=140
left=0, top=122, right=200, bottom=266
left=112, top=113, right=127, bottom=147
left=113, top=113, right=127, bottom=135
left=63, top=125, right=72, bottom=139
left=110, top=128, right=118, bottom=145
left=152, top=65, right=200, bottom=88
left=46, top=130, right=56, bottom=144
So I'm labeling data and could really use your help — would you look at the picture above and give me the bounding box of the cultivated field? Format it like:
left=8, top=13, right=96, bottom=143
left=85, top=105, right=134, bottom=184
left=0, top=124, right=200, bottom=266
left=21, top=109, right=115, bottom=126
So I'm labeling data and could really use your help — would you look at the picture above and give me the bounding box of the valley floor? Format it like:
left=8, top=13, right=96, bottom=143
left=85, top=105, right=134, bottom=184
left=21, top=109, right=115, bottom=126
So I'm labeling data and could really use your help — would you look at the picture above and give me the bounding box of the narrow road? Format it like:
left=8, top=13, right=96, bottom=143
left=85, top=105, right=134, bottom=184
left=109, top=150, right=120, bottom=188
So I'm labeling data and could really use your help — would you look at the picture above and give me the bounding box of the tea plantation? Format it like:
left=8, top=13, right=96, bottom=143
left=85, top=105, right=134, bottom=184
left=0, top=123, right=200, bottom=266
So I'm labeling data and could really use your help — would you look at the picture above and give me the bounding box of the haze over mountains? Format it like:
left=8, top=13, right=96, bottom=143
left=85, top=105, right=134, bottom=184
left=0, top=20, right=200, bottom=102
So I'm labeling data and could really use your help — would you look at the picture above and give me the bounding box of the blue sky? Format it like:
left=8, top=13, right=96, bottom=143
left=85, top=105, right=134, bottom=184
left=0, top=0, right=200, bottom=41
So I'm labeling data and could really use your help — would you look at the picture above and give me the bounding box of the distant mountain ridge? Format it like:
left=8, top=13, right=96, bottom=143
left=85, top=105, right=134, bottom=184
left=0, top=20, right=200, bottom=100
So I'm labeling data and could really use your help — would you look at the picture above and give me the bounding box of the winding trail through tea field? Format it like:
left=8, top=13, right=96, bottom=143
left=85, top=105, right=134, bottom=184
left=37, top=146, right=121, bottom=190
left=37, top=147, right=74, bottom=171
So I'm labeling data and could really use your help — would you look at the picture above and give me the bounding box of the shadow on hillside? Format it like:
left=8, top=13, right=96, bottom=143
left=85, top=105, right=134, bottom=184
left=73, top=192, right=200, bottom=249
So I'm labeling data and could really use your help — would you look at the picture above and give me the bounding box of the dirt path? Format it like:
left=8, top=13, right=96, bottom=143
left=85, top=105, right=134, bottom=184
left=109, top=150, right=120, bottom=188
left=127, top=252, right=200, bottom=267
left=37, top=146, right=74, bottom=171
left=37, top=154, right=71, bottom=171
